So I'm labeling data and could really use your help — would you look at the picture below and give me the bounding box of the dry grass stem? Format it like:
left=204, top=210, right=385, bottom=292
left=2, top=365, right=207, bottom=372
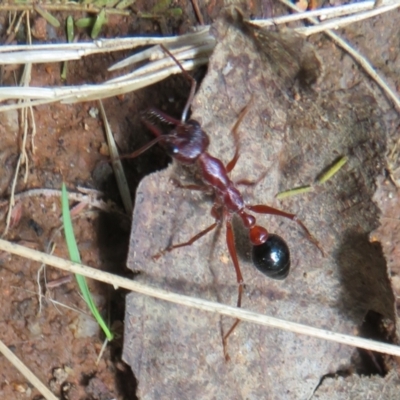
left=257, top=0, right=381, bottom=26
left=0, top=188, right=124, bottom=215
left=0, top=57, right=209, bottom=109
left=0, top=338, right=58, bottom=400
left=0, top=27, right=211, bottom=59
left=0, top=3, right=398, bottom=108
left=36, top=241, right=56, bottom=315
left=98, top=100, right=132, bottom=214
left=3, top=13, right=33, bottom=236
left=12, top=285, right=89, bottom=316
left=96, top=339, right=109, bottom=366
left=296, top=1, right=400, bottom=35
left=1, top=238, right=400, bottom=358
left=279, top=0, right=400, bottom=110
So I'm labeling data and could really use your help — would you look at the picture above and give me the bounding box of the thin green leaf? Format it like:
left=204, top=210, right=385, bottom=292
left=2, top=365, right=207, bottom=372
left=151, top=0, right=171, bottom=13
left=34, top=5, right=61, bottom=28
left=317, top=156, right=348, bottom=184
left=106, top=0, right=121, bottom=7
left=168, top=7, right=182, bottom=17
left=138, top=12, right=154, bottom=18
left=66, top=15, right=74, bottom=42
left=116, top=0, right=136, bottom=9
left=61, top=183, right=113, bottom=341
left=94, top=0, right=119, bottom=7
left=91, top=8, right=106, bottom=39
left=61, top=16, right=74, bottom=81
left=75, top=17, right=95, bottom=29
left=276, top=185, right=313, bottom=200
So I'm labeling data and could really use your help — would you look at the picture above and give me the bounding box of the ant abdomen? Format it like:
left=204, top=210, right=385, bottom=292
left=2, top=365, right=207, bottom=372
left=252, top=234, right=290, bottom=280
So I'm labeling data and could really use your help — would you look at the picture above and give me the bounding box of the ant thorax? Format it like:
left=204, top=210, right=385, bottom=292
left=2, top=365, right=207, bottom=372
left=197, top=152, right=245, bottom=214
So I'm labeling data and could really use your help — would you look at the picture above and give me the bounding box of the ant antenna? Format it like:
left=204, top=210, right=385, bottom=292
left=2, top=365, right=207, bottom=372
left=160, top=45, right=197, bottom=123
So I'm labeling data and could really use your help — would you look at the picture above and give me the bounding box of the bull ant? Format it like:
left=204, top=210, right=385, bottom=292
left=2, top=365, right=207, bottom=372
left=127, top=46, right=320, bottom=358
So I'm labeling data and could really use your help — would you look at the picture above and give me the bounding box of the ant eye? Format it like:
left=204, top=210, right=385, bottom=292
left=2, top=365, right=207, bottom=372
left=165, top=144, right=178, bottom=155
left=252, top=234, right=290, bottom=279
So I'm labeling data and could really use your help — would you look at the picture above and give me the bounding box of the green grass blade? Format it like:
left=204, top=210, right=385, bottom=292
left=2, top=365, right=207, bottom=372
left=61, top=16, right=74, bottom=81
left=61, top=183, right=113, bottom=341
left=116, top=0, right=136, bottom=10
left=316, top=156, right=348, bottom=184
left=75, top=17, right=95, bottom=28
left=91, top=8, right=106, bottom=39
left=34, top=5, right=61, bottom=28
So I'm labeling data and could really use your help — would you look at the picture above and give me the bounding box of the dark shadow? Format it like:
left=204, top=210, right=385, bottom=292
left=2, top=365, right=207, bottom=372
left=335, top=231, right=397, bottom=377
left=353, top=310, right=394, bottom=376
left=91, top=73, right=194, bottom=398
left=108, top=288, right=139, bottom=399
left=94, top=212, right=138, bottom=399
left=335, top=231, right=395, bottom=323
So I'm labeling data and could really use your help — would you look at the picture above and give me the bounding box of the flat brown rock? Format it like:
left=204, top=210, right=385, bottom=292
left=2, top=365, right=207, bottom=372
left=124, top=12, right=397, bottom=400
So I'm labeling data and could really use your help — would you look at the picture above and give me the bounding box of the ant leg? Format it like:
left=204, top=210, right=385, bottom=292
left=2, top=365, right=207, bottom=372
left=121, top=136, right=166, bottom=160
left=225, top=218, right=244, bottom=298
left=222, top=217, right=245, bottom=361
left=153, top=221, right=218, bottom=260
left=154, top=205, right=222, bottom=259
left=247, top=204, right=324, bottom=255
left=160, top=45, right=197, bottom=123
left=226, top=101, right=253, bottom=173
left=165, top=222, right=218, bottom=252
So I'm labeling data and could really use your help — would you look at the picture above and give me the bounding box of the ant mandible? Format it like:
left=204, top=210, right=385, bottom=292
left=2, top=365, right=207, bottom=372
left=128, top=46, right=320, bottom=356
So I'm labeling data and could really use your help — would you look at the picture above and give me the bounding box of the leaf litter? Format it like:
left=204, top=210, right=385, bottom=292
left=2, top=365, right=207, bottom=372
left=124, top=8, right=400, bottom=400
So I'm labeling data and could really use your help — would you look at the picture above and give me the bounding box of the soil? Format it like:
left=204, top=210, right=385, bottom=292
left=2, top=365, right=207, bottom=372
left=0, top=1, right=217, bottom=399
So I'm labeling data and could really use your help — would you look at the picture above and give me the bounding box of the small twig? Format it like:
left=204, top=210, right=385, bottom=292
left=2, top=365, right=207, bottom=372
left=0, top=338, right=58, bottom=400
left=0, top=27, right=211, bottom=55
left=0, top=57, right=210, bottom=109
left=257, top=0, right=380, bottom=26
left=13, top=10, right=26, bottom=38
left=6, top=11, right=17, bottom=35
left=3, top=12, right=33, bottom=237
left=47, top=295, right=84, bottom=315
left=98, top=100, right=132, bottom=214
left=0, top=188, right=125, bottom=216
left=11, top=285, right=89, bottom=316
left=191, top=0, right=204, bottom=25
left=96, top=338, right=109, bottom=366
left=46, top=274, right=72, bottom=289
left=3, top=153, right=21, bottom=237
left=107, top=42, right=214, bottom=80
left=296, top=2, right=400, bottom=36
left=1, top=238, right=400, bottom=358
left=37, top=241, right=56, bottom=315
left=29, top=104, right=37, bottom=155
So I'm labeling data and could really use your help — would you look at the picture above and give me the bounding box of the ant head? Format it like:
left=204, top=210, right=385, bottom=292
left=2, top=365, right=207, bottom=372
left=164, top=119, right=210, bottom=164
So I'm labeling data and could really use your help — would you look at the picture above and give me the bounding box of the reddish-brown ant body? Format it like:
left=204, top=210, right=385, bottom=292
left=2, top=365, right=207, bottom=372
left=128, top=46, right=319, bottom=351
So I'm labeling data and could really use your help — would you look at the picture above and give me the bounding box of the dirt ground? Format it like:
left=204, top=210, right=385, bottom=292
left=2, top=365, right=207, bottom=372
left=0, top=1, right=212, bottom=399
left=1, top=1, right=400, bottom=400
